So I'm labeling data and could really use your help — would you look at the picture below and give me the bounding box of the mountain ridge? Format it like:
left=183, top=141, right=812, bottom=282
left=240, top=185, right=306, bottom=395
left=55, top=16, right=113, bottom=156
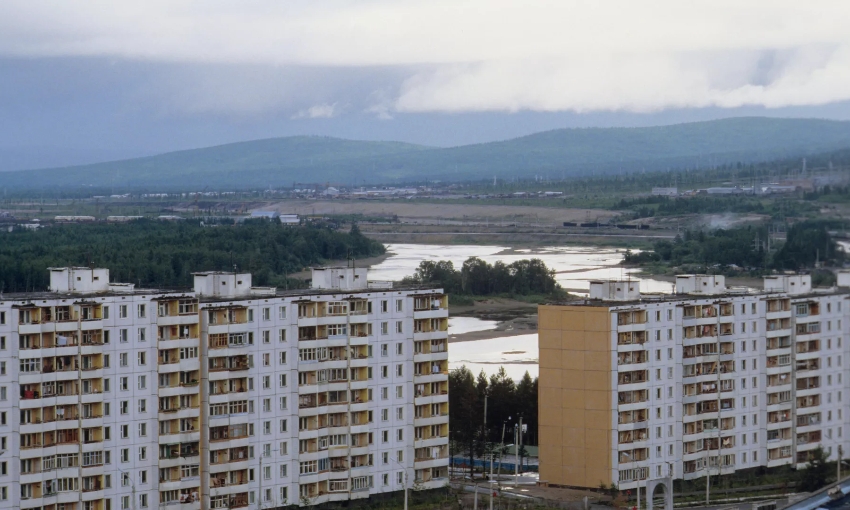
left=4, top=117, right=850, bottom=191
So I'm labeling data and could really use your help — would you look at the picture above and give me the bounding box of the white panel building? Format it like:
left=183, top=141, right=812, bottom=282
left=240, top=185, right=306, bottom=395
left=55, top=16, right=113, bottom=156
left=539, top=274, right=850, bottom=490
left=0, top=266, right=449, bottom=510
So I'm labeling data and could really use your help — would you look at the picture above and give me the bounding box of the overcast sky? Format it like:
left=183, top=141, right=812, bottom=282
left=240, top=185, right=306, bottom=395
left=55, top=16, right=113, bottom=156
left=2, top=1, right=850, bottom=170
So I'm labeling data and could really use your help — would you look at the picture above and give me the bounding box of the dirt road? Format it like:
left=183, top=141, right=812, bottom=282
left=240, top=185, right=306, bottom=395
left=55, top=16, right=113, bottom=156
left=267, top=200, right=616, bottom=225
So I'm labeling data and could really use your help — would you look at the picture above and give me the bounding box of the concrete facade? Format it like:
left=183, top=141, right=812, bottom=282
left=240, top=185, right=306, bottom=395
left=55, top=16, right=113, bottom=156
left=0, top=267, right=449, bottom=510
left=539, top=275, right=850, bottom=491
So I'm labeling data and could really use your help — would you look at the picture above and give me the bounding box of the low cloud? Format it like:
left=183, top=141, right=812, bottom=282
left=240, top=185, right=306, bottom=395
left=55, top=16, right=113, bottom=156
left=1, top=1, right=849, bottom=115
left=292, top=103, right=340, bottom=119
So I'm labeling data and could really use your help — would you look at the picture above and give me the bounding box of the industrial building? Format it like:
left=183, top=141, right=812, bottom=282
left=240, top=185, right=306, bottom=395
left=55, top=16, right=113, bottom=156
left=539, top=275, right=849, bottom=491
left=0, top=266, right=449, bottom=510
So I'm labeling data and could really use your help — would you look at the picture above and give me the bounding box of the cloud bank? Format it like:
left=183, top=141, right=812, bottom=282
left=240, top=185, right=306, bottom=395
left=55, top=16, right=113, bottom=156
left=1, top=1, right=849, bottom=116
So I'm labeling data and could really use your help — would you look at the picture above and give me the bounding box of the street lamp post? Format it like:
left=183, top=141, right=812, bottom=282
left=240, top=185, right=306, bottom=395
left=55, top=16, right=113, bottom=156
left=259, top=446, right=280, bottom=510
left=119, top=470, right=137, bottom=510
left=392, top=455, right=411, bottom=510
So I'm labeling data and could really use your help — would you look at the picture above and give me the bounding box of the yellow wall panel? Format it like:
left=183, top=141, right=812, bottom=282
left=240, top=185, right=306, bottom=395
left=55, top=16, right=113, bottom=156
left=539, top=330, right=561, bottom=351
left=538, top=306, right=562, bottom=330
left=537, top=303, right=612, bottom=488
left=539, top=367, right=562, bottom=389
left=561, top=389, right=586, bottom=410
left=585, top=390, right=611, bottom=411
left=585, top=409, right=611, bottom=428
left=561, top=370, right=586, bottom=390
left=560, top=407, right=586, bottom=428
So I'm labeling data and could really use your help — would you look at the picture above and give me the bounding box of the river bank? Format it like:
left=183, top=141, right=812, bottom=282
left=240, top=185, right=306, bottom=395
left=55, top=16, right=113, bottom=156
left=449, top=297, right=539, bottom=342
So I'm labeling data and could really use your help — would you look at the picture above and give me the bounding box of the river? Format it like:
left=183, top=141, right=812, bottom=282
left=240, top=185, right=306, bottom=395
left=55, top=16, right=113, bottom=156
left=368, top=243, right=667, bottom=380
left=369, top=243, right=672, bottom=294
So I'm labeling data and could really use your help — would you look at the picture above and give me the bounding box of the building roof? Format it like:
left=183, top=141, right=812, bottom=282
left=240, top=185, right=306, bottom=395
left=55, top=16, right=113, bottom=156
left=545, top=287, right=850, bottom=308
left=0, top=283, right=445, bottom=304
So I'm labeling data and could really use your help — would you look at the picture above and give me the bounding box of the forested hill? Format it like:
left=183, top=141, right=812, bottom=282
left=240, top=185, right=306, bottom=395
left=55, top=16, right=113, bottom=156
left=0, top=220, right=385, bottom=292
left=5, top=117, right=850, bottom=190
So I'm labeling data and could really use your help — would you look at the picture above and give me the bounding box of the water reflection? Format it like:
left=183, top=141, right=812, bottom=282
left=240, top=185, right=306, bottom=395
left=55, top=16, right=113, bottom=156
left=448, top=316, right=499, bottom=335
left=370, top=243, right=673, bottom=294
left=449, top=334, right=539, bottom=381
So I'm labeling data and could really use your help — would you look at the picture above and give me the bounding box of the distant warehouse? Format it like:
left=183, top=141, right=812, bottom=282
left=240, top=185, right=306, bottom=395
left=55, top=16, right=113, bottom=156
left=651, top=187, right=678, bottom=196
left=106, top=215, right=143, bottom=222
left=54, top=215, right=95, bottom=222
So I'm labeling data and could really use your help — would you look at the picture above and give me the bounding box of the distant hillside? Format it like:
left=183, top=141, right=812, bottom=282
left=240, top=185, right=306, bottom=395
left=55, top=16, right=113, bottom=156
left=5, top=117, right=850, bottom=191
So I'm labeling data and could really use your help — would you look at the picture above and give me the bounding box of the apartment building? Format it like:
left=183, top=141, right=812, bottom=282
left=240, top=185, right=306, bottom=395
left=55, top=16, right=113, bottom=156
left=0, top=266, right=449, bottom=510
left=539, top=274, right=850, bottom=491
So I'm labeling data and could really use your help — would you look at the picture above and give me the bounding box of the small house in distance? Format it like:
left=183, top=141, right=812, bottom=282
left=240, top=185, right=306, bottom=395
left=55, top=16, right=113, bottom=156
left=250, top=210, right=279, bottom=219
left=651, top=187, right=678, bottom=196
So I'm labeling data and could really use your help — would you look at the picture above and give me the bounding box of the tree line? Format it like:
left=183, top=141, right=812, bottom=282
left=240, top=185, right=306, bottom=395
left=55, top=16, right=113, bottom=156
left=615, top=195, right=814, bottom=220
left=402, top=257, right=560, bottom=296
left=0, top=220, right=385, bottom=292
left=449, top=366, right=538, bottom=477
left=624, top=220, right=845, bottom=272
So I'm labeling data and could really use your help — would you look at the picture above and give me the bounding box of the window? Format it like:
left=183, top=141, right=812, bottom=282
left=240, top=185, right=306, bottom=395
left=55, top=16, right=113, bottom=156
left=381, top=300, right=388, bottom=313
left=279, top=351, right=287, bottom=365
left=262, top=330, right=270, bottom=343
left=248, top=309, right=254, bottom=322
left=138, top=375, right=146, bottom=390
left=139, top=423, right=147, bottom=437
left=263, top=353, right=270, bottom=366
left=137, top=304, right=146, bottom=318
left=396, top=343, right=403, bottom=355
left=279, top=306, right=287, bottom=319
left=381, top=366, right=388, bottom=378
left=396, top=321, right=403, bottom=333
left=263, top=307, right=270, bottom=321
left=279, top=374, right=287, bottom=388
left=280, top=419, right=288, bottom=432
left=138, top=352, right=146, bottom=366
left=138, top=328, right=146, bottom=342
left=396, top=364, right=403, bottom=377
left=381, top=322, right=388, bottom=335
left=396, top=385, right=403, bottom=398
left=120, top=329, right=128, bottom=343
left=396, top=299, right=403, bottom=312
left=279, top=329, right=287, bottom=342
left=120, top=401, right=129, bottom=414
left=138, top=399, right=146, bottom=413
left=119, top=305, right=128, bottom=318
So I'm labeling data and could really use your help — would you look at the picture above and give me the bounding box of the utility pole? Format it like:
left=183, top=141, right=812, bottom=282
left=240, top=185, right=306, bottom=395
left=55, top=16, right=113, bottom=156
left=514, top=424, right=519, bottom=486
left=483, top=393, right=488, bottom=482
left=404, top=471, right=409, bottom=510
left=514, top=416, right=522, bottom=485
left=489, top=452, right=494, bottom=510
left=637, top=474, right=641, bottom=510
